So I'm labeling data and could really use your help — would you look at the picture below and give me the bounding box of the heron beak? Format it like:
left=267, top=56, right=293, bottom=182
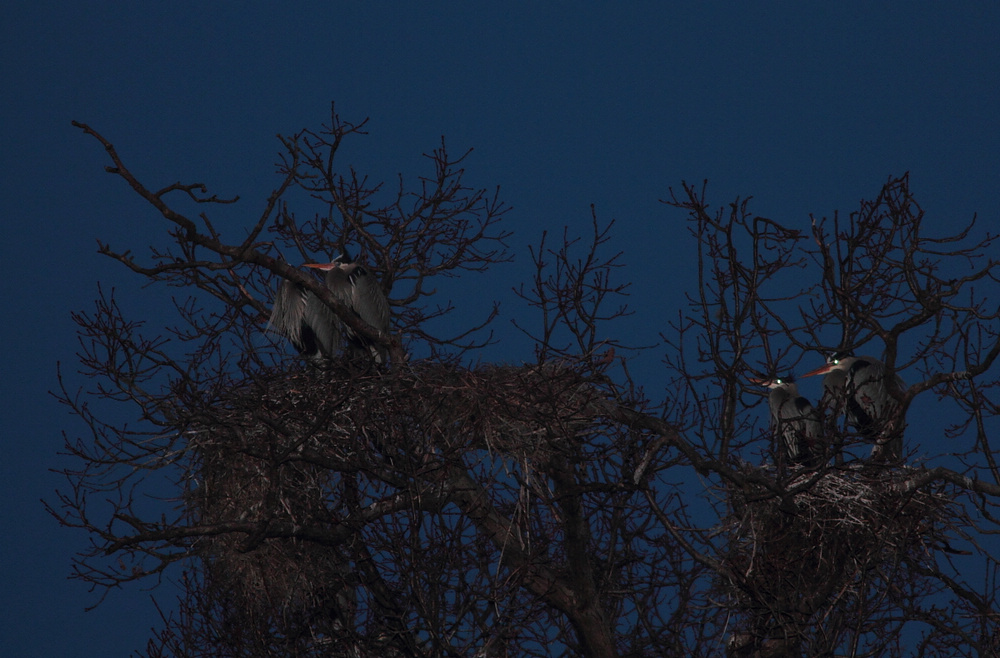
left=303, top=262, right=337, bottom=271
left=800, top=363, right=834, bottom=378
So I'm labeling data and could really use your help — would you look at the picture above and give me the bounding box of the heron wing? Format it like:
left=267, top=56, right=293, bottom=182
left=268, top=279, right=308, bottom=349
left=350, top=267, right=391, bottom=333
left=303, top=291, right=341, bottom=357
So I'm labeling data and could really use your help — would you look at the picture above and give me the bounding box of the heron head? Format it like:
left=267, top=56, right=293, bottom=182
left=750, top=375, right=796, bottom=389
left=304, top=250, right=355, bottom=271
left=801, top=353, right=852, bottom=378
left=827, top=351, right=852, bottom=365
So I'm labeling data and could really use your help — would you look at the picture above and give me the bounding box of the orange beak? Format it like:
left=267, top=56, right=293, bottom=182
left=303, top=262, right=337, bottom=271
left=800, top=363, right=834, bottom=378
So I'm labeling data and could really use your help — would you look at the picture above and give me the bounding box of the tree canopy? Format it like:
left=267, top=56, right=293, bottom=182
left=52, top=106, right=1000, bottom=657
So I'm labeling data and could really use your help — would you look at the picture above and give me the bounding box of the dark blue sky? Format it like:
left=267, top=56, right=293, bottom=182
left=1, top=4, right=997, bottom=655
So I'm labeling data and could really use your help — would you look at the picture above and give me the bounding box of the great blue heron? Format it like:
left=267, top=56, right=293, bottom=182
left=800, top=354, right=905, bottom=461
left=752, top=376, right=823, bottom=467
left=268, top=255, right=390, bottom=363
left=303, top=256, right=391, bottom=363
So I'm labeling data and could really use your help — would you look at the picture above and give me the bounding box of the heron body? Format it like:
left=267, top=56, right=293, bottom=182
left=819, top=366, right=848, bottom=415
left=268, top=256, right=390, bottom=363
left=802, top=354, right=904, bottom=461
left=755, top=377, right=822, bottom=467
left=304, top=258, right=391, bottom=363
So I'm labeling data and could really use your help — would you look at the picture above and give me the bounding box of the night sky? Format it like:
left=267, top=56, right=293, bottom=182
left=2, top=4, right=997, bottom=655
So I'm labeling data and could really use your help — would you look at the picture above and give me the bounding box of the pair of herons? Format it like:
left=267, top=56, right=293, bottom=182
left=755, top=355, right=906, bottom=467
left=268, top=255, right=391, bottom=363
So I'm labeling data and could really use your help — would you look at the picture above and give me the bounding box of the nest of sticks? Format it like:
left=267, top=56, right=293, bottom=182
left=721, top=461, right=958, bottom=652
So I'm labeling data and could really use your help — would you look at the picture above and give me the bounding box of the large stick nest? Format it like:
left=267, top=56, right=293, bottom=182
left=177, top=359, right=615, bottom=629
left=721, top=462, right=958, bottom=650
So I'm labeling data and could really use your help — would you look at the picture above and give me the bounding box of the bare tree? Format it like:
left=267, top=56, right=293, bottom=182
left=51, top=105, right=1000, bottom=657
left=660, top=179, right=1000, bottom=657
